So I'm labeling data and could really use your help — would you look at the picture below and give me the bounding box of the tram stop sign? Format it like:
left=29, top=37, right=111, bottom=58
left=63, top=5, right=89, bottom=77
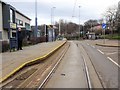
left=102, top=23, right=107, bottom=29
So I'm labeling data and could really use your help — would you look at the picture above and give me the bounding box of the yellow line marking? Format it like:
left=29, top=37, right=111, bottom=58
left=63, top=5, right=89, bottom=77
left=0, top=41, right=66, bottom=83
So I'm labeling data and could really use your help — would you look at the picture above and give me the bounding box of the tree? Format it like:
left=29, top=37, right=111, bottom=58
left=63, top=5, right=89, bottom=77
left=84, top=19, right=99, bottom=33
left=55, top=20, right=80, bottom=35
left=116, top=1, right=120, bottom=33
left=103, top=5, right=118, bottom=35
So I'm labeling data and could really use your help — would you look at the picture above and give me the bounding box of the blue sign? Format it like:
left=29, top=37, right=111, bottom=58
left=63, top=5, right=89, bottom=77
left=102, top=23, right=107, bottom=29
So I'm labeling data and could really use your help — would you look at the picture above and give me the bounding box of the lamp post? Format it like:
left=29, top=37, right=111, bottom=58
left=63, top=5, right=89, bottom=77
left=59, top=19, right=61, bottom=35
left=51, top=7, right=56, bottom=41
left=79, top=6, right=81, bottom=39
left=35, top=0, right=38, bottom=38
left=51, top=7, right=56, bottom=25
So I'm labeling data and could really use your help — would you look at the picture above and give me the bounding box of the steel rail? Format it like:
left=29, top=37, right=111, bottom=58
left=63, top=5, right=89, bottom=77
left=37, top=44, right=70, bottom=89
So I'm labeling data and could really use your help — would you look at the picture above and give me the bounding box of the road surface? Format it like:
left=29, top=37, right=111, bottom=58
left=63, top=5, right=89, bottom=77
left=45, top=40, right=119, bottom=88
left=79, top=40, right=119, bottom=88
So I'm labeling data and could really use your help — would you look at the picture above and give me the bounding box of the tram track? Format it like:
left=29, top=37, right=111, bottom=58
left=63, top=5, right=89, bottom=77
left=2, top=42, right=69, bottom=89
left=38, top=41, right=104, bottom=89
left=77, top=41, right=105, bottom=89
left=76, top=43, right=92, bottom=89
left=2, top=41, right=105, bottom=89
left=37, top=42, right=69, bottom=89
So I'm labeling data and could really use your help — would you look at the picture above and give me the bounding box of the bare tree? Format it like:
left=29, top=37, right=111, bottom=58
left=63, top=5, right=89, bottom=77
left=84, top=19, right=99, bottom=33
left=103, top=5, right=118, bottom=35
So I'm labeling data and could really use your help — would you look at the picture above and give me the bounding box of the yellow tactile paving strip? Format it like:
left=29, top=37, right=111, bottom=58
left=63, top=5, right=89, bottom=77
left=0, top=41, right=66, bottom=83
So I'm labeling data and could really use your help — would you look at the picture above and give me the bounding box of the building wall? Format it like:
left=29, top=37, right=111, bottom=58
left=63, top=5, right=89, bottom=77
left=0, top=2, right=8, bottom=40
left=0, top=2, right=3, bottom=39
left=2, top=30, right=8, bottom=40
left=1, top=1, right=31, bottom=41
left=16, top=12, right=31, bottom=28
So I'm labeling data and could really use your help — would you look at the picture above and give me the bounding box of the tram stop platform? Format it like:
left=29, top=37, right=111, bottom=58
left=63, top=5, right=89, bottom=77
left=0, top=41, right=66, bottom=83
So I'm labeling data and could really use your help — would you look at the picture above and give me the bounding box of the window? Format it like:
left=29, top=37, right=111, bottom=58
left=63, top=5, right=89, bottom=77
left=25, top=23, right=31, bottom=30
left=16, top=19, right=23, bottom=26
left=10, top=9, right=14, bottom=23
left=16, top=19, right=19, bottom=25
left=19, top=20, right=23, bottom=26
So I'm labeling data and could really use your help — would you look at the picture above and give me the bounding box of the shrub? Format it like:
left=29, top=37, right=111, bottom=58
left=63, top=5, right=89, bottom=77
left=29, top=36, right=46, bottom=45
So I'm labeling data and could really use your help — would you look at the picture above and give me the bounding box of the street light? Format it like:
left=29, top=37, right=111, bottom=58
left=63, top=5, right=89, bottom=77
left=51, top=7, right=56, bottom=25
left=59, top=19, right=61, bottom=35
left=51, top=7, right=56, bottom=41
left=35, top=0, right=38, bottom=38
left=79, top=6, right=81, bottom=39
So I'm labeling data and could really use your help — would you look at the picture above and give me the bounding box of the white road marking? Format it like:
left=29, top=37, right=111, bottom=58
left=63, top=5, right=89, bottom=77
left=106, top=52, right=117, bottom=55
left=97, top=49, right=104, bottom=54
left=107, top=57, right=120, bottom=68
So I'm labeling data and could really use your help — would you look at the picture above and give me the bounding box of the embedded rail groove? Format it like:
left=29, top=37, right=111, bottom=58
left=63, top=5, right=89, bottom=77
left=38, top=42, right=92, bottom=89
left=37, top=43, right=70, bottom=89
left=82, top=56, right=92, bottom=89
left=76, top=43, right=92, bottom=89
left=1, top=41, right=66, bottom=83
left=81, top=44, right=105, bottom=89
left=75, top=42, right=104, bottom=89
left=2, top=41, right=68, bottom=89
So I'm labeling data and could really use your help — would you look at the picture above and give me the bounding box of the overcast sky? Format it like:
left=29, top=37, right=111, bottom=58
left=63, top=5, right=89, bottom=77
left=3, top=0, right=119, bottom=25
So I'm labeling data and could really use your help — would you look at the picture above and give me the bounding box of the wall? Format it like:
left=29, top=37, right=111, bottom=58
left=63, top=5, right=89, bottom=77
left=0, top=2, right=8, bottom=41
left=1, top=1, right=31, bottom=41
left=0, top=2, right=2, bottom=34
left=16, top=12, right=31, bottom=29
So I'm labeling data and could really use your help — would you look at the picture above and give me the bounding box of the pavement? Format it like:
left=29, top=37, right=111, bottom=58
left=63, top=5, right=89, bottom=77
left=95, top=39, right=120, bottom=47
left=1, top=41, right=66, bottom=83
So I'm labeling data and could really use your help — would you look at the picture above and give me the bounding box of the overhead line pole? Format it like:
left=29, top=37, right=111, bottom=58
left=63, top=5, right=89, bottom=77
left=35, top=0, right=38, bottom=39
left=79, top=6, right=81, bottom=40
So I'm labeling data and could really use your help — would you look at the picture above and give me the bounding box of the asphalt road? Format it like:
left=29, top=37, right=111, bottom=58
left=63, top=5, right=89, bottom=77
left=45, top=40, right=119, bottom=88
left=79, top=40, right=119, bottom=88
left=84, top=40, right=119, bottom=64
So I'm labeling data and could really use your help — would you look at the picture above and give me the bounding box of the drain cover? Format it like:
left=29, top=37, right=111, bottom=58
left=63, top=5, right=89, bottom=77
left=61, top=73, right=65, bottom=76
left=77, top=44, right=79, bottom=47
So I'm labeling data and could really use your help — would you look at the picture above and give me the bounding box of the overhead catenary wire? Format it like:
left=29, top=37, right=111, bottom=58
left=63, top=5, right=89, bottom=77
left=71, top=0, right=77, bottom=20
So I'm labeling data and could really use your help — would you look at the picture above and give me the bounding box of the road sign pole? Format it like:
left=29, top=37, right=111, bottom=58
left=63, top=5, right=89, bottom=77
left=103, top=29, right=105, bottom=44
left=102, top=23, right=106, bottom=44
